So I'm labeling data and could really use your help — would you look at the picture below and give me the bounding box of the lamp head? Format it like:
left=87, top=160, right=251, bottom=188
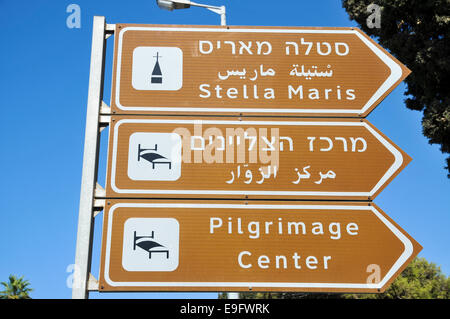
left=156, top=0, right=191, bottom=11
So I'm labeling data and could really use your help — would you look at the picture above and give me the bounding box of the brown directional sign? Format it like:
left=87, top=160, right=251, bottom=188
left=105, top=117, right=410, bottom=200
left=99, top=200, right=421, bottom=293
left=110, top=24, right=410, bottom=117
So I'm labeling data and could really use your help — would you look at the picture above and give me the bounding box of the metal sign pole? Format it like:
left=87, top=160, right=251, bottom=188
left=72, top=16, right=107, bottom=299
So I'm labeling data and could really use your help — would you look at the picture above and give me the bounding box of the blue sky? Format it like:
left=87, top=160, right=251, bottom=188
left=0, top=0, right=448, bottom=299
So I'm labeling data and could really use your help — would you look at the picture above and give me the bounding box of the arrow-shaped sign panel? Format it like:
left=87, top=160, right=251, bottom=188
left=111, top=25, right=410, bottom=117
left=99, top=201, right=421, bottom=293
left=106, top=117, right=410, bottom=200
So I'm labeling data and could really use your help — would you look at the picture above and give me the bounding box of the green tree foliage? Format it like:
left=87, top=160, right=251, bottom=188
left=232, top=258, right=449, bottom=299
left=0, top=275, right=33, bottom=299
left=341, top=0, right=450, bottom=176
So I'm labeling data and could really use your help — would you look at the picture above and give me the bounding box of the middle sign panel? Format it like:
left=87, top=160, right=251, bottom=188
left=105, top=117, right=410, bottom=201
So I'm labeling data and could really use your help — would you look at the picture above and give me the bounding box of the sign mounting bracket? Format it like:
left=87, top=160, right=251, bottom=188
left=105, top=24, right=115, bottom=39
left=87, top=273, right=99, bottom=291
left=99, top=101, right=111, bottom=132
left=94, top=183, right=106, bottom=217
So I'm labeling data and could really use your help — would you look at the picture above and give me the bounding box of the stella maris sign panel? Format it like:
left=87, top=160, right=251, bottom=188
left=99, top=201, right=421, bottom=293
left=105, top=117, right=410, bottom=200
left=110, top=24, right=410, bottom=117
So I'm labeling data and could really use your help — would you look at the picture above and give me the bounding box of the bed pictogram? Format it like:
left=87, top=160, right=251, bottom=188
left=133, top=231, right=169, bottom=259
left=137, top=143, right=172, bottom=169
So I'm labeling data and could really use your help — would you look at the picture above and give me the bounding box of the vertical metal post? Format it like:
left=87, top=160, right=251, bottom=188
left=72, top=16, right=107, bottom=299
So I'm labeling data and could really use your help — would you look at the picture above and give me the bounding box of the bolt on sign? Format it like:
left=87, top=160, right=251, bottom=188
left=98, top=200, right=421, bottom=293
left=110, top=25, right=410, bottom=117
left=105, top=117, right=410, bottom=200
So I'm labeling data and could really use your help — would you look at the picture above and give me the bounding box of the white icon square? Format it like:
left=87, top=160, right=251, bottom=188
left=127, top=132, right=182, bottom=181
left=122, top=218, right=180, bottom=272
left=132, top=46, right=183, bottom=91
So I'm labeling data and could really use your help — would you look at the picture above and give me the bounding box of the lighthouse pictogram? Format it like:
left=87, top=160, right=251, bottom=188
left=151, top=52, right=163, bottom=84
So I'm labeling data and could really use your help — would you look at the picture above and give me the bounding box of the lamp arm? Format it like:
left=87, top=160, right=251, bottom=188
left=189, top=1, right=220, bottom=10
left=189, top=2, right=226, bottom=25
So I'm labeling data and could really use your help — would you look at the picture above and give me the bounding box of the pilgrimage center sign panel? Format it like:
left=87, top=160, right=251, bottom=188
left=99, top=201, right=421, bottom=292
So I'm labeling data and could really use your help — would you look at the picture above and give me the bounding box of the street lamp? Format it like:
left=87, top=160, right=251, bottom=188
left=156, top=0, right=226, bottom=26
